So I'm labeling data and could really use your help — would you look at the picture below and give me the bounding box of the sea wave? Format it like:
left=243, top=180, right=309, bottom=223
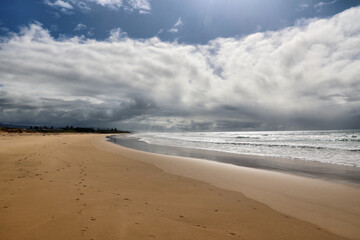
left=132, top=130, right=360, bottom=167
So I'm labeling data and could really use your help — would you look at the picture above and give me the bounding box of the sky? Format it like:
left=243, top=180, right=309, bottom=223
left=0, top=0, right=360, bottom=131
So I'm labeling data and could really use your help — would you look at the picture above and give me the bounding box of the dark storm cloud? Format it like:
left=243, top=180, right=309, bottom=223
left=0, top=7, right=360, bottom=130
left=0, top=91, right=158, bottom=126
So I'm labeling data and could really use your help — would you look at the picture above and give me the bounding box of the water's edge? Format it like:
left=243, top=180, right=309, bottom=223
left=108, top=135, right=360, bottom=185
left=131, top=130, right=360, bottom=167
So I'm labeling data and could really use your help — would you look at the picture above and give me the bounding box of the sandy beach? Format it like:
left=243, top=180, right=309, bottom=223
left=1, top=134, right=359, bottom=240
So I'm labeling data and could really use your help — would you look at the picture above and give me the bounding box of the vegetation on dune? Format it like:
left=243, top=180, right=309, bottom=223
left=0, top=125, right=131, bottom=134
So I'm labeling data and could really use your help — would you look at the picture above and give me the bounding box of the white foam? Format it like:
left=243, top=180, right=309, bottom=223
left=132, top=130, right=360, bottom=167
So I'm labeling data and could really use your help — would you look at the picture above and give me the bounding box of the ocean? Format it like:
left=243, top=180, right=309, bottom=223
left=128, top=130, right=360, bottom=168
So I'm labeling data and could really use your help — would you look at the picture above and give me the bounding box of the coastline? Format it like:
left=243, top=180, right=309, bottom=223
left=99, top=135, right=360, bottom=239
left=0, top=134, right=359, bottom=239
left=108, top=134, right=360, bottom=185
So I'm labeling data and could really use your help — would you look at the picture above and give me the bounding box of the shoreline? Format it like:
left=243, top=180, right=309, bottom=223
left=98, top=135, right=360, bottom=239
left=1, top=134, right=359, bottom=239
left=108, top=134, right=360, bottom=186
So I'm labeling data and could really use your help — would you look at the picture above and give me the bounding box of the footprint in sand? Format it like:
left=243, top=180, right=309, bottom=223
left=90, top=216, right=96, bottom=221
left=195, top=224, right=207, bottom=229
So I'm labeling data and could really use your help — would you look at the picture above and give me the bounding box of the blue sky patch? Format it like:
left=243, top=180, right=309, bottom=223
left=1, top=0, right=359, bottom=43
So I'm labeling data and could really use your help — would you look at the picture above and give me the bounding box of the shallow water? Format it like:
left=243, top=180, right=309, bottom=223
left=108, top=133, right=360, bottom=184
left=129, top=130, right=360, bottom=167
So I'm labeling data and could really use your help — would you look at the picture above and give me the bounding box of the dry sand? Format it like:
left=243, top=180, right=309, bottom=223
left=0, top=134, right=358, bottom=240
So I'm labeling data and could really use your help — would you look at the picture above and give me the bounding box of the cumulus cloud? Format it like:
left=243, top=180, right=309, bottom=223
left=108, top=28, right=128, bottom=41
left=73, top=23, right=94, bottom=36
left=127, top=0, right=151, bottom=13
left=168, top=17, right=183, bottom=33
left=74, top=23, right=87, bottom=31
left=46, top=0, right=151, bottom=13
left=157, top=28, right=164, bottom=35
left=314, top=0, right=339, bottom=9
left=0, top=7, right=360, bottom=130
left=89, top=0, right=123, bottom=9
left=87, top=0, right=151, bottom=12
left=44, top=0, right=74, bottom=14
left=174, top=17, right=183, bottom=27
left=167, top=28, right=178, bottom=33
left=77, top=1, right=92, bottom=11
left=297, top=1, right=311, bottom=11
left=0, top=20, right=9, bottom=33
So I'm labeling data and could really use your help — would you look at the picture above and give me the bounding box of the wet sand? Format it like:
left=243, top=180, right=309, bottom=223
left=108, top=135, right=360, bottom=184
left=0, top=134, right=359, bottom=239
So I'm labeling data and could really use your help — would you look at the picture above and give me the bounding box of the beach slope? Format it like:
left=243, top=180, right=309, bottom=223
left=0, top=134, right=356, bottom=239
